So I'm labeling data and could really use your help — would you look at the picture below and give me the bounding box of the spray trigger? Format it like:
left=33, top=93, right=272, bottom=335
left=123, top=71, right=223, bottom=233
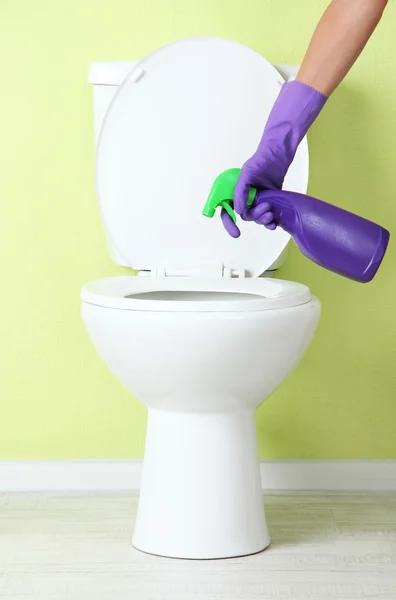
left=202, top=168, right=256, bottom=223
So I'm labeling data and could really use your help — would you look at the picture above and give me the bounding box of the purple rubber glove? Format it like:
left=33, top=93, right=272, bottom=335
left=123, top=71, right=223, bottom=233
left=221, top=80, right=327, bottom=237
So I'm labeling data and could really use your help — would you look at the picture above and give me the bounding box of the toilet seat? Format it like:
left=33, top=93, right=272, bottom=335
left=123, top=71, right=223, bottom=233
left=81, top=276, right=311, bottom=312
left=89, top=39, right=312, bottom=316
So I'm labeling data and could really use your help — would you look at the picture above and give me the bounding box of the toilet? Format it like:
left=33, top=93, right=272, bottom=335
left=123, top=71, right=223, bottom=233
left=82, top=37, right=321, bottom=559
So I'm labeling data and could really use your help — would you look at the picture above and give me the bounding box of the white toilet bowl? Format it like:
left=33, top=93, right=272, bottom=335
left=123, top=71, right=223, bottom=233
left=81, top=276, right=320, bottom=558
left=83, top=37, right=321, bottom=558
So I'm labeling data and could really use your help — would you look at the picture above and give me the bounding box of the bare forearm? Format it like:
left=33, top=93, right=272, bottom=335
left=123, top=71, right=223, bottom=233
left=297, top=0, right=388, bottom=95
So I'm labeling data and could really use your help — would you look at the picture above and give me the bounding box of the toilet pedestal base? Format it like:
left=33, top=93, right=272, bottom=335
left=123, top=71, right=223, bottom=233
left=132, top=408, right=270, bottom=559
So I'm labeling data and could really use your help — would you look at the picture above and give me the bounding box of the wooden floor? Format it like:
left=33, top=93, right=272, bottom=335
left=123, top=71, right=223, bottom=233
left=1, top=493, right=396, bottom=599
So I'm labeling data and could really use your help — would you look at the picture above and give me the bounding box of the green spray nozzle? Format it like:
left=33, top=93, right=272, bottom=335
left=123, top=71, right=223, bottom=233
left=202, top=168, right=257, bottom=223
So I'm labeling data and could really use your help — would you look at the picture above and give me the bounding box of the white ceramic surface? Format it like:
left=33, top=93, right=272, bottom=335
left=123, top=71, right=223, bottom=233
left=81, top=278, right=320, bottom=558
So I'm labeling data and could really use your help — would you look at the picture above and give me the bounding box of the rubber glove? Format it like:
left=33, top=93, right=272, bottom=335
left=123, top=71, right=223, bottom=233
left=221, top=80, right=327, bottom=237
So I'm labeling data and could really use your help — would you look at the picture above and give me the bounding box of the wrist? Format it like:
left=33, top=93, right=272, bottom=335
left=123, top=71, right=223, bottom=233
left=266, top=80, right=327, bottom=135
left=259, top=80, right=327, bottom=165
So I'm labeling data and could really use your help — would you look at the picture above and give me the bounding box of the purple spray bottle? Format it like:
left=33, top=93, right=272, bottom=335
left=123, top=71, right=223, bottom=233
left=203, top=168, right=390, bottom=283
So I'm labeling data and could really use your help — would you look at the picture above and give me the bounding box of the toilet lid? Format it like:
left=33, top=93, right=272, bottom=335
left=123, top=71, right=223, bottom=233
left=96, top=37, right=309, bottom=277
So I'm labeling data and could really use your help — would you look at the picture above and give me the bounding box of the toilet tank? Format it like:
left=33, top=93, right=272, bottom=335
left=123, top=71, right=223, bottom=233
left=88, top=61, right=301, bottom=271
left=88, top=62, right=140, bottom=266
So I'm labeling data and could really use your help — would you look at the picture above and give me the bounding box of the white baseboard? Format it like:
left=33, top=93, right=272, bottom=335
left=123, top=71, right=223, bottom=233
left=0, top=460, right=395, bottom=493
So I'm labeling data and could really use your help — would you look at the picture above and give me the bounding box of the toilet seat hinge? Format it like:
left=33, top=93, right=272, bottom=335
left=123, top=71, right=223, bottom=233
left=138, top=265, right=247, bottom=278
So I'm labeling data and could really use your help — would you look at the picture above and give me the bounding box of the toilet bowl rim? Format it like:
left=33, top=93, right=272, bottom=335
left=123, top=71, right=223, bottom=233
left=81, top=275, right=312, bottom=313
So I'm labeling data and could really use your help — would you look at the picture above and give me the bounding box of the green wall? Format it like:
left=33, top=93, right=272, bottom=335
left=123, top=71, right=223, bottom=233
left=1, top=0, right=395, bottom=459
